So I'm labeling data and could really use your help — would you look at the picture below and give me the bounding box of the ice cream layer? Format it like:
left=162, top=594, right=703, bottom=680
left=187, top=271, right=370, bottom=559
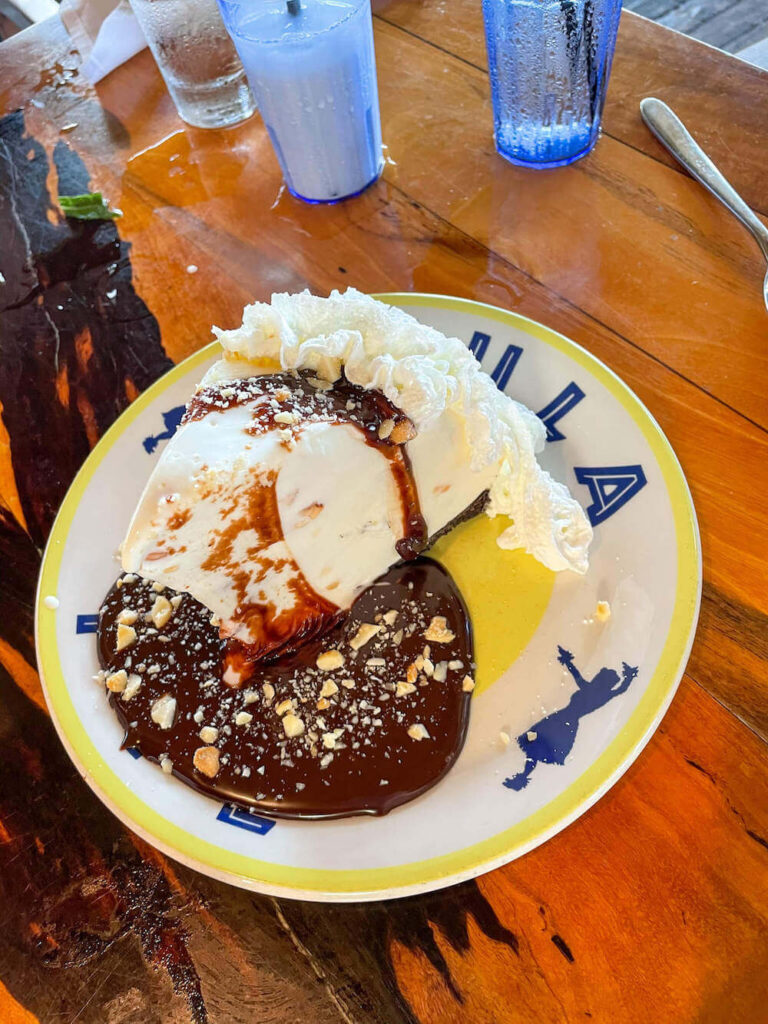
left=121, top=382, right=414, bottom=657
left=210, top=289, right=592, bottom=573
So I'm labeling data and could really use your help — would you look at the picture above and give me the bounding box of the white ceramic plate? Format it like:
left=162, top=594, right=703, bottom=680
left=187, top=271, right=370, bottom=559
left=36, top=294, right=701, bottom=902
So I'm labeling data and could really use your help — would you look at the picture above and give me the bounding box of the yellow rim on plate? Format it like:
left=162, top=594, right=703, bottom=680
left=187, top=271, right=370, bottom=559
left=35, top=295, right=701, bottom=900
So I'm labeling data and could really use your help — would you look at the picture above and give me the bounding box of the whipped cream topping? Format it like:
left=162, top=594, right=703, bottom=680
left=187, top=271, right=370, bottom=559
left=212, top=290, right=592, bottom=573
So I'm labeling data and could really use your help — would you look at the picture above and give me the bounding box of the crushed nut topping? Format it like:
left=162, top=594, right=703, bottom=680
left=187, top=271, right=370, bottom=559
left=389, top=418, right=417, bottom=445
left=150, top=594, right=173, bottom=629
left=462, top=676, right=475, bottom=692
left=396, top=681, right=417, bottom=697
left=349, top=623, right=381, bottom=650
left=193, top=745, right=220, bottom=778
left=282, top=714, right=305, bottom=738
left=106, top=669, right=128, bottom=693
left=199, top=726, right=219, bottom=744
left=407, top=723, right=430, bottom=741
left=150, top=694, right=177, bottom=730
left=319, top=679, right=339, bottom=698
left=117, top=609, right=138, bottom=626
left=424, top=616, right=456, bottom=644
left=377, top=418, right=395, bottom=439
left=596, top=600, right=611, bottom=622
left=316, top=649, right=345, bottom=671
left=121, top=675, right=142, bottom=701
left=116, top=623, right=137, bottom=651
left=235, top=711, right=253, bottom=726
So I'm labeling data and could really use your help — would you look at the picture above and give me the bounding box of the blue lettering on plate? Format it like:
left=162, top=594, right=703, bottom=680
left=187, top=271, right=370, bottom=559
left=468, top=330, right=491, bottom=361
left=503, top=646, right=638, bottom=791
left=491, top=344, right=523, bottom=390
left=537, top=382, right=585, bottom=442
left=142, top=405, right=185, bottom=454
left=217, top=803, right=276, bottom=836
left=574, top=464, right=647, bottom=527
left=76, top=613, right=99, bottom=634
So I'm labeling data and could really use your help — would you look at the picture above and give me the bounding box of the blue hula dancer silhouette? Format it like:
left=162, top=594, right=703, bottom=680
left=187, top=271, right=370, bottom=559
left=503, top=645, right=639, bottom=791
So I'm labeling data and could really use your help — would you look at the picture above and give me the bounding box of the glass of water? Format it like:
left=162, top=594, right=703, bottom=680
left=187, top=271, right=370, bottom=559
left=129, top=0, right=256, bottom=129
left=482, top=0, right=623, bottom=168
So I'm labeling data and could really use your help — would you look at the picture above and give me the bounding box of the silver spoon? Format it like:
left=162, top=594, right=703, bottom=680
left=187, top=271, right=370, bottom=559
left=640, top=96, right=768, bottom=312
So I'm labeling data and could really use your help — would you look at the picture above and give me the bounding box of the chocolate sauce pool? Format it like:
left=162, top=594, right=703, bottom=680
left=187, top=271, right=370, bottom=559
left=98, top=561, right=474, bottom=819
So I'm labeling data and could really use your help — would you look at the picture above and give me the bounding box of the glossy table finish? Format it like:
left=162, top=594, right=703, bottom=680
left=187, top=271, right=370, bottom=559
left=0, top=4, right=767, bottom=1022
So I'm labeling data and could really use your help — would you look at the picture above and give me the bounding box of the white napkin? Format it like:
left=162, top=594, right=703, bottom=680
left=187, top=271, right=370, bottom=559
left=60, top=0, right=147, bottom=84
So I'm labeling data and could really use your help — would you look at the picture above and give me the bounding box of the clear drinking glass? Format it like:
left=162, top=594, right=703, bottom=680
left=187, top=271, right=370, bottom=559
left=482, top=0, right=623, bottom=168
left=217, top=0, right=383, bottom=203
left=129, top=0, right=256, bottom=129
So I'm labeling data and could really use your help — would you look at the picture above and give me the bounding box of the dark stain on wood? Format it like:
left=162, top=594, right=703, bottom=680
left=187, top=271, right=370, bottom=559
left=0, top=109, right=171, bottom=548
left=551, top=934, right=575, bottom=963
left=275, top=878, right=519, bottom=1014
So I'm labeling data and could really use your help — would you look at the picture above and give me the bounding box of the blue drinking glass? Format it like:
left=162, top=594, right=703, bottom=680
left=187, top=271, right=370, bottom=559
left=482, top=0, right=623, bottom=169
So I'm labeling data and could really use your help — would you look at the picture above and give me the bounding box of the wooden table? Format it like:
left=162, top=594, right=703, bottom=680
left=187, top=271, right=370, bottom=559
left=1, top=4, right=767, bottom=1021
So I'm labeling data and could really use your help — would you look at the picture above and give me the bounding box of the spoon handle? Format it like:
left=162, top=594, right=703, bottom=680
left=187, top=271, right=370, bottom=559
left=640, top=97, right=768, bottom=261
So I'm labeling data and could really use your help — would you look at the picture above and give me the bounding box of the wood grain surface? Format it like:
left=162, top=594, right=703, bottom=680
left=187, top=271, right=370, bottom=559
left=0, top=5, right=766, bottom=1022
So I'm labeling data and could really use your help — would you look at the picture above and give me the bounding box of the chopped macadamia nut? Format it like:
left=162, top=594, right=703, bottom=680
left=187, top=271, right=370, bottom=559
left=424, top=616, right=455, bottom=644
left=275, top=699, right=293, bottom=716
left=462, top=676, right=475, bottom=692
left=596, top=600, right=611, bottom=622
left=499, top=731, right=511, bottom=746
left=377, top=418, right=394, bottom=439
left=106, top=669, right=128, bottom=693
left=316, top=649, right=345, bottom=671
left=282, top=714, right=305, bottom=738
left=322, top=732, right=337, bottom=750
left=406, top=663, right=418, bottom=684
left=396, top=681, right=417, bottom=697
left=389, top=418, right=417, bottom=444
left=274, top=410, right=298, bottom=424
left=349, top=623, right=380, bottom=650
left=116, top=623, right=137, bottom=651
left=316, top=697, right=331, bottom=711
left=242, top=690, right=258, bottom=704
left=117, top=609, right=138, bottom=626
left=150, top=694, right=177, bottom=730
left=170, top=595, right=183, bottom=609
left=340, top=678, right=355, bottom=689
left=199, top=726, right=219, bottom=744
left=319, top=679, right=339, bottom=698
left=382, top=609, right=399, bottom=626
left=448, top=660, right=463, bottom=670
left=235, top=711, right=253, bottom=726
left=407, top=723, right=430, bottom=741
left=152, top=582, right=165, bottom=593
left=261, top=682, right=275, bottom=702
left=527, top=731, right=538, bottom=742
left=121, top=675, right=142, bottom=701
left=193, top=745, right=220, bottom=778
left=392, top=629, right=403, bottom=646
left=160, top=757, right=173, bottom=775
left=150, top=594, right=173, bottom=629
left=432, top=661, right=448, bottom=683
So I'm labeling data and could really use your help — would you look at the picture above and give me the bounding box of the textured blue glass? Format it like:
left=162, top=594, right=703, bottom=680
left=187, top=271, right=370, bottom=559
left=482, top=0, right=623, bottom=169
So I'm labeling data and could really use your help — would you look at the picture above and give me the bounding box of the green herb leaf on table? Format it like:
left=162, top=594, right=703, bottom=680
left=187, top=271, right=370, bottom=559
left=58, top=192, right=123, bottom=220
